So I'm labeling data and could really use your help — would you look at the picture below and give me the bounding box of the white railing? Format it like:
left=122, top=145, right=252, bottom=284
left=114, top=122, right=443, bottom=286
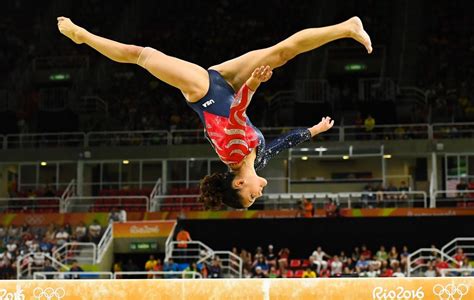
left=165, top=222, right=178, bottom=260
left=165, top=241, right=242, bottom=278
left=17, top=252, right=70, bottom=279
left=150, top=178, right=163, bottom=211
left=152, top=191, right=427, bottom=211
left=165, top=241, right=213, bottom=265
left=97, top=223, right=113, bottom=263
left=2, top=122, right=474, bottom=149
left=0, top=197, right=61, bottom=213
left=65, top=195, right=149, bottom=212
left=113, top=271, right=202, bottom=279
left=433, top=190, right=474, bottom=208
left=407, top=248, right=458, bottom=277
left=60, top=179, right=76, bottom=213
left=441, top=237, right=474, bottom=262
left=5, top=132, right=86, bottom=149
left=33, top=272, right=113, bottom=280
left=439, top=268, right=474, bottom=277
left=211, top=251, right=243, bottom=278
left=53, top=242, right=97, bottom=266
left=85, top=130, right=170, bottom=147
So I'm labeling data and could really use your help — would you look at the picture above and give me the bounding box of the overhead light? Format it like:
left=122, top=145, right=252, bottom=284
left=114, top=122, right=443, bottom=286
left=40, top=161, right=47, bottom=166
left=301, top=156, right=308, bottom=161
left=122, top=160, right=130, bottom=165
left=315, top=147, right=328, bottom=152
left=383, top=154, right=392, bottom=159
left=300, top=148, right=309, bottom=151
left=342, top=155, right=350, bottom=160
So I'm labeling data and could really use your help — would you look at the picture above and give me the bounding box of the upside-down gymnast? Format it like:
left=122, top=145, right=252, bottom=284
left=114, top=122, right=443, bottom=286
left=57, top=16, right=372, bottom=210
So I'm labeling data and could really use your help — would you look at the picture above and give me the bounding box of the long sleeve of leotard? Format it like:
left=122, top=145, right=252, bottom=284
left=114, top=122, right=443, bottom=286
left=255, top=128, right=312, bottom=171
left=227, top=84, right=255, bottom=130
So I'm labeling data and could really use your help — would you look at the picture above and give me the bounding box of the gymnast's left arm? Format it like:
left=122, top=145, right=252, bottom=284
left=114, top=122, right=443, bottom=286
left=255, top=117, right=334, bottom=170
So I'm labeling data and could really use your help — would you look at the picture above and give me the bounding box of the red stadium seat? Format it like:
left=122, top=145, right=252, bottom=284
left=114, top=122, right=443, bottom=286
left=290, top=259, right=301, bottom=269
left=294, top=270, right=304, bottom=278
left=301, top=259, right=310, bottom=268
left=285, top=270, right=294, bottom=278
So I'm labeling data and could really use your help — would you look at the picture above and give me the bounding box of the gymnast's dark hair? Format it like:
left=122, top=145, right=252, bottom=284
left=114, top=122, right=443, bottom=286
left=198, top=172, right=244, bottom=210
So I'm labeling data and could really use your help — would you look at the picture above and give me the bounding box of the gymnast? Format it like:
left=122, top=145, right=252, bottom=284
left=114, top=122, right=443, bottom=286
left=57, top=16, right=372, bottom=209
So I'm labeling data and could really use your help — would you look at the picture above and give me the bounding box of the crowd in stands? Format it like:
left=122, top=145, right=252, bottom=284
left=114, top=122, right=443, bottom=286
left=0, top=221, right=104, bottom=279
left=360, top=181, right=413, bottom=208
left=1, top=1, right=473, bottom=136
left=122, top=243, right=472, bottom=280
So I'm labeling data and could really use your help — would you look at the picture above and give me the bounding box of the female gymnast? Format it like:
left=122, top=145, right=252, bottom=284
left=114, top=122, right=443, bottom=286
left=57, top=16, right=372, bottom=210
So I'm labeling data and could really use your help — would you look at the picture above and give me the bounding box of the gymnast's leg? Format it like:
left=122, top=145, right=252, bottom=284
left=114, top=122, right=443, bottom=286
left=57, top=17, right=209, bottom=102
left=210, top=16, right=372, bottom=91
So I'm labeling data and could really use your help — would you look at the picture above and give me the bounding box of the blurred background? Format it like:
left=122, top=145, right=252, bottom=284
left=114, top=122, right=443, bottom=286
left=0, top=0, right=473, bottom=281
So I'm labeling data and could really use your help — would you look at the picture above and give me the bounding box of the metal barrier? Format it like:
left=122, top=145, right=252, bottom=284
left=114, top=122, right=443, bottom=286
left=433, top=190, right=474, bottom=208
left=440, top=237, right=474, bottom=263
left=439, top=268, right=474, bottom=277
left=60, top=179, right=76, bottom=213
left=33, top=272, right=113, bottom=280
left=212, top=251, right=243, bottom=279
left=2, top=122, right=474, bottom=149
left=97, top=223, right=113, bottom=263
left=53, top=242, right=97, bottom=266
left=5, top=132, right=86, bottom=149
left=17, top=252, right=70, bottom=279
left=86, top=130, right=170, bottom=147
left=0, top=197, right=61, bottom=213
left=65, top=195, right=149, bottom=212
left=114, top=271, right=202, bottom=279
left=406, top=248, right=458, bottom=277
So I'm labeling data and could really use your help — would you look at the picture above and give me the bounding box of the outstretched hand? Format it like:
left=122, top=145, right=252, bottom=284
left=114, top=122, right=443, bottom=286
left=309, top=117, right=334, bottom=136
left=251, top=65, right=273, bottom=83
left=246, top=65, right=273, bottom=90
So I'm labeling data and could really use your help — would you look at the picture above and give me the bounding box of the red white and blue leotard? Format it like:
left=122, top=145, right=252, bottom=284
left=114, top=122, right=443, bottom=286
left=187, top=70, right=312, bottom=170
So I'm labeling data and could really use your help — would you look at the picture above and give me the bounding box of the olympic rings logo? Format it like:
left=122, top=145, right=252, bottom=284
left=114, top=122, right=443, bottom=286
left=32, top=287, right=65, bottom=300
left=433, top=284, right=469, bottom=300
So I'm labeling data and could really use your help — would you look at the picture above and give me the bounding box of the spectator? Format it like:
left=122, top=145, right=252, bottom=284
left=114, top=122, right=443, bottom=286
left=176, top=227, right=192, bottom=249
left=55, top=227, right=69, bottom=246
left=145, top=254, right=157, bottom=278
left=75, top=222, right=88, bottom=242
left=253, top=256, right=269, bottom=274
left=163, top=258, right=179, bottom=278
left=268, top=265, right=280, bottom=278
left=183, top=262, right=199, bottom=278
left=453, top=248, right=466, bottom=267
left=330, top=255, right=343, bottom=276
left=388, top=246, right=400, bottom=269
left=113, top=261, right=122, bottom=279
left=398, top=181, right=409, bottom=203
left=200, top=263, right=209, bottom=278
left=0, top=251, right=13, bottom=279
left=351, top=247, right=361, bottom=261
left=385, top=182, right=399, bottom=206
left=364, top=114, right=375, bottom=138
left=266, top=245, right=277, bottom=267
left=252, top=266, right=267, bottom=278
left=68, top=260, right=84, bottom=279
left=88, top=220, right=102, bottom=243
left=42, top=259, right=56, bottom=279
left=376, top=246, right=388, bottom=262
left=424, top=263, right=437, bottom=277
left=152, top=259, right=163, bottom=278
left=365, top=265, right=380, bottom=277
left=319, top=266, right=330, bottom=278
left=460, top=258, right=473, bottom=276
left=312, top=246, right=330, bottom=272
left=302, top=267, right=316, bottom=278
left=380, top=267, right=394, bottom=277
left=278, top=248, right=290, bottom=270
left=254, top=247, right=264, bottom=262
left=456, top=179, right=469, bottom=199
left=108, top=207, right=122, bottom=224
left=392, top=267, right=405, bottom=277
left=324, top=199, right=338, bottom=217
left=208, top=258, right=221, bottom=278
left=356, top=256, right=369, bottom=273
left=434, top=257, right=449, bottom=276
left=400, top=246, right=410, bottom=267
left=298, top=197, right=314, bottom=217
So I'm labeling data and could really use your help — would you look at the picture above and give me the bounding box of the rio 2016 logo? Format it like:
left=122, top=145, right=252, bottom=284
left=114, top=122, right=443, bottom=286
left=372, top=287, right=425, bottom=300
left=0, top=288, right=25, bottom=300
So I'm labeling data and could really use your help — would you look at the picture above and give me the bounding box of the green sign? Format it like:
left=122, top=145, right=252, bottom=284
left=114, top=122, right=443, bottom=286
left=49, top=73, right=71, bottom=81
left=344, top=63, right=367, bottom=71
left=130, top=242, right=158, bottom=251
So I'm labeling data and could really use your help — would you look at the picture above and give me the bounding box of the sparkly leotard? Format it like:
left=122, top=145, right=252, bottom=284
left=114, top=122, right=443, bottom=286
left=187, top=70, right=311, bottom=170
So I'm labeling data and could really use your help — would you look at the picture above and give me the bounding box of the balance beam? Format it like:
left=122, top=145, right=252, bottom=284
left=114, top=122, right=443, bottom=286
left=0, top=278, right=472, bottom=299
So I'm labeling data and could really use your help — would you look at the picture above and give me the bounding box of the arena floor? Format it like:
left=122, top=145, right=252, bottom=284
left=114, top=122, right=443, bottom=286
left=1, top=278, right=472, bottom=299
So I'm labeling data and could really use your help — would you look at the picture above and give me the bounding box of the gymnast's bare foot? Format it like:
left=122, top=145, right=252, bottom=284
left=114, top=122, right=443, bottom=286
left=57, top=16, right=87, bottom=44
left=345, top=16, right=373, bottom=54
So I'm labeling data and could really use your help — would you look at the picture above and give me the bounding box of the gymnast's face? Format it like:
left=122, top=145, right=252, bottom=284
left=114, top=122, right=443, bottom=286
left=232, top=174, right=268, bottom=208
